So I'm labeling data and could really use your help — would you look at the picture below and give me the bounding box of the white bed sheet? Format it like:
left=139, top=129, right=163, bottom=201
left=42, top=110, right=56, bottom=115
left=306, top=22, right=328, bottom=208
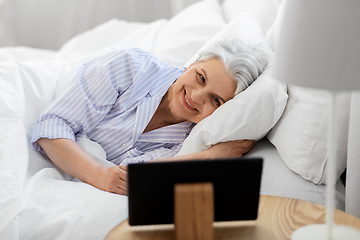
left=0, top=17, right=345, bottom=240
left=247, top=139, right=345, bottom=210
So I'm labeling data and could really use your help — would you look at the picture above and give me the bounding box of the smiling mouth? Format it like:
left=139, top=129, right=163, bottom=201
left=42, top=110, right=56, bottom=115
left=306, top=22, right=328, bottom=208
left=184, top=91, right=198, bottom=111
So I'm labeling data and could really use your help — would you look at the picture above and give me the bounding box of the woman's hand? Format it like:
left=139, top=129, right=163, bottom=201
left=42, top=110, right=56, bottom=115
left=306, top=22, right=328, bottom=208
left=37, top=138, right=128, bottom=196
left=96, top=165, right=128, bottom=195
left=205, top=140, right=256, bottom=159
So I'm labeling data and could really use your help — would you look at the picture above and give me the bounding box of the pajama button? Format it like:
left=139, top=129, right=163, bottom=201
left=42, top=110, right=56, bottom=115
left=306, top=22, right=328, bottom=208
left=122, top=139, right=131, bottom=149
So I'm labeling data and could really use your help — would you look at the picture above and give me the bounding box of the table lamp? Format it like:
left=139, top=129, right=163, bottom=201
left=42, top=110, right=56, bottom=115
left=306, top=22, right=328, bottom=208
left=271, top=0, right=360, bottom=239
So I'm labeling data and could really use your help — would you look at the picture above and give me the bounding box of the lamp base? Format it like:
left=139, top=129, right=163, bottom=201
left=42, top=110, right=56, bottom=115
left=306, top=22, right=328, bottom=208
left=291, top=224, right=360, bottom=240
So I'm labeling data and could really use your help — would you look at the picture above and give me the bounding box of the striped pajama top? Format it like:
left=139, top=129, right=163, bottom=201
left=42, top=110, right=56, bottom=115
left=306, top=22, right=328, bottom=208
left=31, top=48, right=194, bottom=165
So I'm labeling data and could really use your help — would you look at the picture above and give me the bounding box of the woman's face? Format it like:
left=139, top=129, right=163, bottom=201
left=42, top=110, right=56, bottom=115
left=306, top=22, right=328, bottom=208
left=168, top=58, right=237, bottom=123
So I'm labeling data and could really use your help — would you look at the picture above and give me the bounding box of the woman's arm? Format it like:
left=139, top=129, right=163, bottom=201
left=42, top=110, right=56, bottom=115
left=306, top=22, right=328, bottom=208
left=38, top=138, right=253, bottom=196
left=37, top=138, right=127, bottom=195
left=151, top=139, right=256, bottom=163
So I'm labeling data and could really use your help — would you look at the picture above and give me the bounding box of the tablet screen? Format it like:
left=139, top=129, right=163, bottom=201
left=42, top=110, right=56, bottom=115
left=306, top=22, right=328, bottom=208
left=128, top=157, right=263, bottom=226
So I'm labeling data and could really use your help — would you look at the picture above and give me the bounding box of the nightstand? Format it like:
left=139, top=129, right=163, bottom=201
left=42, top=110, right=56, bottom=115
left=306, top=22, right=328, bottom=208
left=105, top=195, right=360, bottom=240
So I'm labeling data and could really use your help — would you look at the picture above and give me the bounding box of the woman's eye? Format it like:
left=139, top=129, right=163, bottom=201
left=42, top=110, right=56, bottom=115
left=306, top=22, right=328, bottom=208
left=213, top=96, right=221, bottom=107
left=197, top=72, right=205, bottom=83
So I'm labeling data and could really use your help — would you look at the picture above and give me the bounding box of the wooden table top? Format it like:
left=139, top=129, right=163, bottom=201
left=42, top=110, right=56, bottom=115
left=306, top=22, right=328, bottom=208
left=105, top=195, right=360, bottom=240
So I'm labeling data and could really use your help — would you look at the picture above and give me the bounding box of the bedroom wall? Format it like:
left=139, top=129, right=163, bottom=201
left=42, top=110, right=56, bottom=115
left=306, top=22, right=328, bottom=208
left=0, top=0, right=201, bottom=50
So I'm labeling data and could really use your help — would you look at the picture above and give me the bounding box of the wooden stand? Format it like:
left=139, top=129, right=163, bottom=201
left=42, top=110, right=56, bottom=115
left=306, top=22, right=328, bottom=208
left=174, top=182, right=214, bottom=240
left=105, top=195, right=360, bottom=240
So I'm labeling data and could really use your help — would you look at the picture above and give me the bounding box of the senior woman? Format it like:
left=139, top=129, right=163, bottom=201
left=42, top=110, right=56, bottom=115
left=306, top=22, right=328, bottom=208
left=31, top=38, right=268, bottom=195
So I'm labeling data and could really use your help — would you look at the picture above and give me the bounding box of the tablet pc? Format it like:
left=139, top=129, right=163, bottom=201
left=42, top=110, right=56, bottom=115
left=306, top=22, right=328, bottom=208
left=128, top=157, right=263, bottom=226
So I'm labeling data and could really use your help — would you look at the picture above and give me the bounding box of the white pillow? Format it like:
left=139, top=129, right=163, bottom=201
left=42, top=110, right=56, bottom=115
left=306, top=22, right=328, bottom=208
left=152, top=0, right=225, bottom=67
left=267, top=87, right=350, bottom=184
left=184, top=9, right=268, bottom=67
left=176, top=10, right=288, bottom=156
left=265, top=0, right=285, bottom=51
left=221, top=0, right=282, bottom=35
left=266, top=1, right=349, bottom=184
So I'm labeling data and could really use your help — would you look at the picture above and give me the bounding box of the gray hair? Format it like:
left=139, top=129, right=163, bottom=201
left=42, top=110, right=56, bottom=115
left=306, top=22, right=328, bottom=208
left=196, top=38, right=269, bottom=96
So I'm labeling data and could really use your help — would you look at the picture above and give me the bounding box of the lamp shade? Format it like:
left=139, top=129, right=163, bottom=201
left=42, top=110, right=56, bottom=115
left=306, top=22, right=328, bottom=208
left=271, top=0, right=360, bottom=90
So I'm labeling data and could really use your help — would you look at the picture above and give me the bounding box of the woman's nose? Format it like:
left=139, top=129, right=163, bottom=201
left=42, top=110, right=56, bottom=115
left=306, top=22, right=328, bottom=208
left=190, top=88, right=206, bottom=104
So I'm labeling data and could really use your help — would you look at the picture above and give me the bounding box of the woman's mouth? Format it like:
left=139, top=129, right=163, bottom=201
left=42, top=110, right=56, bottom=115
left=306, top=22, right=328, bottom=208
left=184, top=91, right=198, bottom=111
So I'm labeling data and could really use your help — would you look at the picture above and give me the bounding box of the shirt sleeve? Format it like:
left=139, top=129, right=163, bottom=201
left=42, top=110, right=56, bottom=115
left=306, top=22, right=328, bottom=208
left=31, top=49, right=145, bottom=152
left=119, top=144, right=182, bottom=166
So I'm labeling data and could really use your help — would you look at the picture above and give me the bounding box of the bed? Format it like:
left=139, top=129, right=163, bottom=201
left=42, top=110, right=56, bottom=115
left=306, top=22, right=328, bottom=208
left=0, top=0, right=359, bottom=239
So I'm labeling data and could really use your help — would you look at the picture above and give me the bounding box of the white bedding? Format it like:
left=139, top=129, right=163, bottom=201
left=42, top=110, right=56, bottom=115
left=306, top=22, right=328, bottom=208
left=0, top=2, right=346, bottom=240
